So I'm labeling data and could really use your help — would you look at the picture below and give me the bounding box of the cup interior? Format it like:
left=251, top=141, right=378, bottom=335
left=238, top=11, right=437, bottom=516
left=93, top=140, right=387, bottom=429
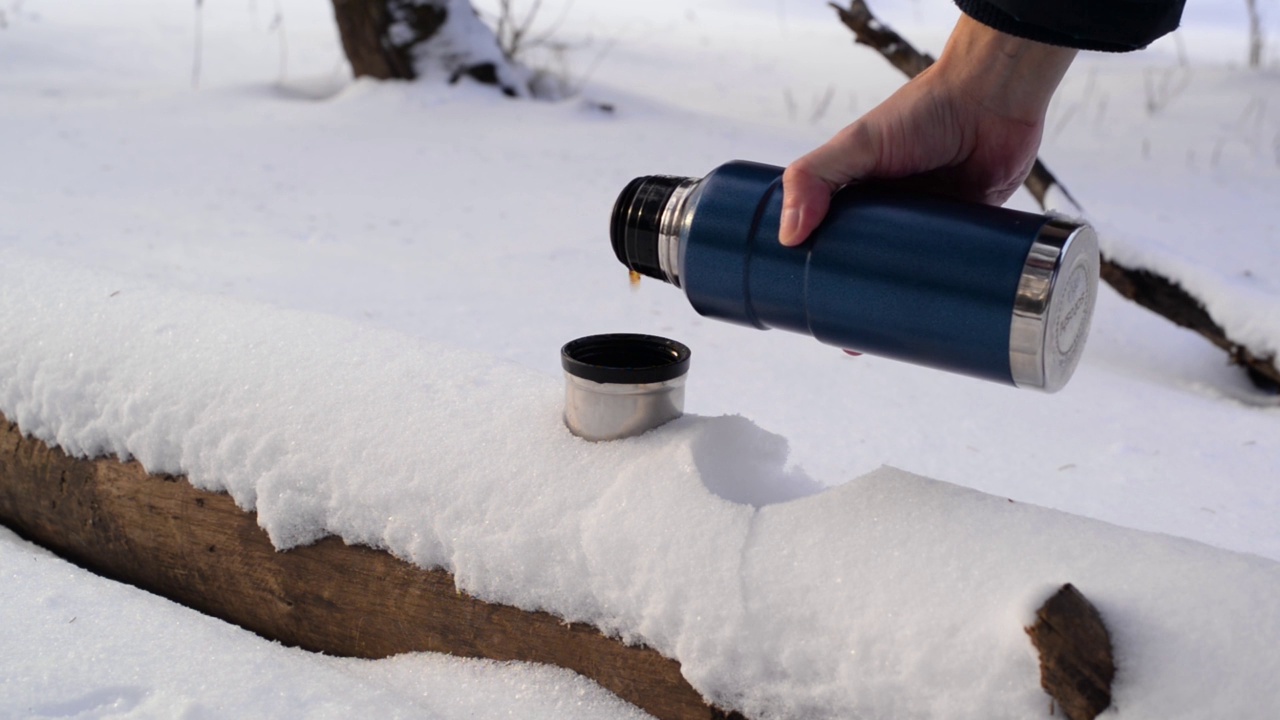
left=561, top=334, right=690, bottom=385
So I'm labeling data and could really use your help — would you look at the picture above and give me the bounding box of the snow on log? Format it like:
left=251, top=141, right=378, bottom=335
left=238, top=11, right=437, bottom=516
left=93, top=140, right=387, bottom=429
left=1, top=415, right=1124, bottom=720
left=0, top=416, right=739, bottom=720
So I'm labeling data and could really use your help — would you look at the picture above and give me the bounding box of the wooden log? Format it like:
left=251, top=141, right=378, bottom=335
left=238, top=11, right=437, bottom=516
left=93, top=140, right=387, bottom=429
left=827, top=0, right=1280, bottom=390
left=0, top=417, right=742, bottom=720
left=2, top=413, right=1120, bottom=718
left=1025, top=584, right=1116, bottom=720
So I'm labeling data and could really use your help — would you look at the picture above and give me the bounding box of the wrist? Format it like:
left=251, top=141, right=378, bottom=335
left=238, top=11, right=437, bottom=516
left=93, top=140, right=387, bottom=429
left=932, top=14, right=1077, bottom=124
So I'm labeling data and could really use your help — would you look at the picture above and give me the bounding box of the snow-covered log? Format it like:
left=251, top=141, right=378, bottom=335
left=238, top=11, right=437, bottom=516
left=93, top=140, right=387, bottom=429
left=330, top=0, right=528, bottom=95
left=0, top=416, right=739, bottom=720
left=0, top=415, right=1121, bottom=720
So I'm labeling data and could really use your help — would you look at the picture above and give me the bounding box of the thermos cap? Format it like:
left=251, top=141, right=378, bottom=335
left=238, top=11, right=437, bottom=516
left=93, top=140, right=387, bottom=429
left=1009, top=218, right=1099, bottom=393
left=561, top=334, right=691, bottom=441
left=561, top=333, right=691, bottom=384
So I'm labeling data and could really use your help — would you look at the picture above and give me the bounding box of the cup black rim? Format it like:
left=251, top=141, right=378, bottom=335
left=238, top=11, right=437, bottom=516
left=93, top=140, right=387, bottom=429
left=561, top=333, right=691, bottom=385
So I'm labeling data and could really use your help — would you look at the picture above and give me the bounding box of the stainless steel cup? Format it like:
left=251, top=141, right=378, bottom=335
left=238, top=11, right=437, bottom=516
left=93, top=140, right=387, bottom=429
left=561, top=334, right=691, bottom=441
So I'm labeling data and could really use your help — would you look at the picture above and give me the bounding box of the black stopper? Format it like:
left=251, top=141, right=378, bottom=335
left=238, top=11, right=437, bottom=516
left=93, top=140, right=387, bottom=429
left=609, top=175, right=686, bottom=282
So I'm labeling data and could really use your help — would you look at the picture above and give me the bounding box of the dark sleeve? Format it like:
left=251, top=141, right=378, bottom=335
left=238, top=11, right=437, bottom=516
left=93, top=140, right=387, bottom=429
left=954, top=0, right=1187, bottom=52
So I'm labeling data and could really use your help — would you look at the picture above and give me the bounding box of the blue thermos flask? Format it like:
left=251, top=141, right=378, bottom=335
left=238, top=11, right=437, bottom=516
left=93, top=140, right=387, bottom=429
left=610, top=160, right=1098, bottom=392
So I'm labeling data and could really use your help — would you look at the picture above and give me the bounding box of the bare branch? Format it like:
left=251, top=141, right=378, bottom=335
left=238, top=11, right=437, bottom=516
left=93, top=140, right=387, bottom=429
left=1246, top=0, right=1264, bottom=69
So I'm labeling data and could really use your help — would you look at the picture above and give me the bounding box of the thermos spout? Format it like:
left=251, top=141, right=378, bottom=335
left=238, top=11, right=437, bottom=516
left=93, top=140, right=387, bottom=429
left=609, top=161, right=1098, bottom=392
left=611, top=174, right=700, bottom=287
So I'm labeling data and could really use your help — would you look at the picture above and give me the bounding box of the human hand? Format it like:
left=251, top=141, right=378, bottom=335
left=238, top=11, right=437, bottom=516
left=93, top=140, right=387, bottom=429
left=779, top=15, right=1077, bottom=247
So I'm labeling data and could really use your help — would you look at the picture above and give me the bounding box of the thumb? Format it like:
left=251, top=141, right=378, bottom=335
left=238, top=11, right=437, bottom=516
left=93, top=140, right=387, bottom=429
left=779, top=123, right=881, bottom=247
left=778, top=168, right=832, bottom=247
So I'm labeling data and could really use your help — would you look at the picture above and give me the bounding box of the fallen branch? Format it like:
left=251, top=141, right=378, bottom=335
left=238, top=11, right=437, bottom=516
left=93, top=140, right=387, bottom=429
left=1026, top=584, right=1116, bottom=720
left=828, top=0, right=1280, bottom=389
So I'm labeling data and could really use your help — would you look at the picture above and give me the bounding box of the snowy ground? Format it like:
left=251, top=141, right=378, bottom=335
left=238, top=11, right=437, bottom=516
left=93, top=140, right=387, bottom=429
left=2, top=0, right=1279, bottom=718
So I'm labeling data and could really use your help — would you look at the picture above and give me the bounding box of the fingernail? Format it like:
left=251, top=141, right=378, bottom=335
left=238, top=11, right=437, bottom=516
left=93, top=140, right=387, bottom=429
left=779, top=207, right=800, bottom=246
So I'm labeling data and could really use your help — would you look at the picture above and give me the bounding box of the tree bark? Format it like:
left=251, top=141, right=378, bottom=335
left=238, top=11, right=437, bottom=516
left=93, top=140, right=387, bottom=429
left=329, top=0, right=525, bottom=95
left=1026, top=584, right=1116, bottom=720
left=828, top=0, right=1280, bottom=390
left=331, top=0, right=416, bottom=79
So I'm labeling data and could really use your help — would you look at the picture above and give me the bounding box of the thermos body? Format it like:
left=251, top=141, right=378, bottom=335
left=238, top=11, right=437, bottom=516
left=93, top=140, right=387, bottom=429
left=611, top=161, right=1098, bottom=392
